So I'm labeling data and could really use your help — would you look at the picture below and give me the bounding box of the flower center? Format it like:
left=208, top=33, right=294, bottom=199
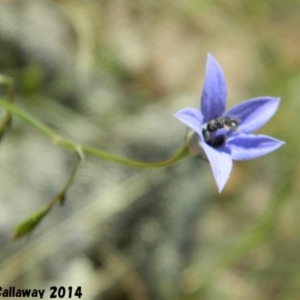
left=205, top=134, right=226, bottom=148
left=202, top=116, right=240, bottom=148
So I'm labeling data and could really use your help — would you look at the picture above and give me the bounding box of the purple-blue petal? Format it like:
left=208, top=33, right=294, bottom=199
left=173, top=108, right=203, bottom=136
left=201, top=53, right=227, bottom=122
left=223, top=97, right=280, bottom=133
left=227, top=133, right=285, bottom=161
left=202, top=142, right=232, bottom=192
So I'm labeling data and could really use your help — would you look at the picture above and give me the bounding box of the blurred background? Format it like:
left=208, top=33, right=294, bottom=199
left=0, top=1, right=297, bottom=299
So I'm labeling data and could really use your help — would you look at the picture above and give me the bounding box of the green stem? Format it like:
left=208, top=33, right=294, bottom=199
left=82, top=143, right=189, bottom=168
left=48, top=152, right=81, bottom=207
left=0, top=98, right=58, bottom=139
left=0, top=98, right=189, bottom=168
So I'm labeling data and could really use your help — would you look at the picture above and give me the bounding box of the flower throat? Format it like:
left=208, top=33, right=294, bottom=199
left=202, top=117, right=240, bottom=148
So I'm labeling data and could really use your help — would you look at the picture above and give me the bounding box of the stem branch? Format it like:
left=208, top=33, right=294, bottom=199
left=0, top=98, right=189, bottom=168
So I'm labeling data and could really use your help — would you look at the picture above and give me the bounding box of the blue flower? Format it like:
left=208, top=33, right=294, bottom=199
left=174, top=53, right=285, bottom=192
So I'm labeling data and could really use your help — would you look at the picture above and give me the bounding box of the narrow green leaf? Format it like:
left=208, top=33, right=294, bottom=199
left=13, top=206, right=51, bottom=240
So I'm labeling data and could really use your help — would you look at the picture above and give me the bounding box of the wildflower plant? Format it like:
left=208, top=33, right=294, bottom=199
left=0, top=54, right=284, bottom=239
